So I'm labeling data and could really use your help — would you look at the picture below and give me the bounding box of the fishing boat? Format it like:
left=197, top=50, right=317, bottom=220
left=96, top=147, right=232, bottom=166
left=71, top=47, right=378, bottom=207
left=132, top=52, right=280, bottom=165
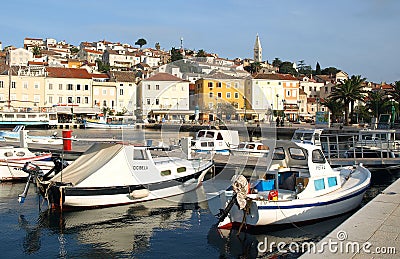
left=20, top=142, right=214, bottom=209
left=84, top=115, right=135, bottom=129
left=207, top=129, right=371, bottom=229
left=230, top=141, right=270, bottom=157
left=0, top=125, right=63, bottom=145
left=0, top=146, right=54, bottom=181
left=190, top=129, right=240, bottom=155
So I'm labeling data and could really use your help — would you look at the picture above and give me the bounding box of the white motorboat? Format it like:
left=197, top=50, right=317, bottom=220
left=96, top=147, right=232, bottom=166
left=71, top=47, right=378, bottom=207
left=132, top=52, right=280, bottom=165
left=0, top=125, right=63, bottom=145
left=208, top=129, right=371, bottom=229
left=0, top=146, right=54, bottom=181
left=191, top=129, right=239, bottom=155
left=84, top=116, right=135, bottom=129
left=230, top=141, right=270, bottom=157
left=22, top=143, right=214, bottom=209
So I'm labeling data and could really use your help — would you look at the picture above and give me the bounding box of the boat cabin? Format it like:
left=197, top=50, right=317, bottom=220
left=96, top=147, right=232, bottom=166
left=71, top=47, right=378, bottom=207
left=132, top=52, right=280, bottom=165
left=291, top=128, right=323, bottom=146
left=254, top=140, right=341, bottom=200
left=191, top=130, right=239, bottom=154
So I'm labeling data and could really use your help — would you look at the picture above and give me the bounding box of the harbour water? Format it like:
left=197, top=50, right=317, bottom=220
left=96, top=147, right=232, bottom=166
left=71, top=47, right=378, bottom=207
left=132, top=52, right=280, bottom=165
left=0, top=128, right=399, bottom=258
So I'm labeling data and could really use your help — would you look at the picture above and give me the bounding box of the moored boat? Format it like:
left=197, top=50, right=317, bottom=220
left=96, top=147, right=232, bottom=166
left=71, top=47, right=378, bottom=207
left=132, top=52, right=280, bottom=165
left=191, top=129, right=239, bottom=155
left=207, top=129, right=371, bottom=229
left=0, top=125, right=63, bottom=145
left=84, top=116, right=135, bottom=129
left=230, top=141, right=269, bottom=157
left=0, top=146, right=54, bottom=181
left=21, top=142, right=214, bottom=209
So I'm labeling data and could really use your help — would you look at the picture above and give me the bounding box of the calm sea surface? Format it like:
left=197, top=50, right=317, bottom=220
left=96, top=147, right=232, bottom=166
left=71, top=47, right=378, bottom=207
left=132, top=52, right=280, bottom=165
left=1, top=128, right=399, bottom=258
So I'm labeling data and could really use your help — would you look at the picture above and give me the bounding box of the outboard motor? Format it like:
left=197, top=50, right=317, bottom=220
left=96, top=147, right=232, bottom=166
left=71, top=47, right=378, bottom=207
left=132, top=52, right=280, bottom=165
left=41, top=157, right=69, bottom=179
left=18, top=162, right=44, bottom=203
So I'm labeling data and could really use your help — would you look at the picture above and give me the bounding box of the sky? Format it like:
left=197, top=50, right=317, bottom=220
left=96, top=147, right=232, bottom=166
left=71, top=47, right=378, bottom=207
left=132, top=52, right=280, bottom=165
left=1, top=0, right=400, bottom=83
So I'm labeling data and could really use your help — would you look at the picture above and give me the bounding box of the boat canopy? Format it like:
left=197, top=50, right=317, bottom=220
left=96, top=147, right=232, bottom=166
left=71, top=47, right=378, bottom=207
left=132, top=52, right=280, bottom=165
left=50, top=143, right=124, bottom=185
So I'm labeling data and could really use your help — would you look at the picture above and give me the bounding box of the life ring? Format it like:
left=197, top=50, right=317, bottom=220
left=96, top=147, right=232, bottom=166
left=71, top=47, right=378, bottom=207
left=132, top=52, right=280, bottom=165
left=41, top=108, right=46, bottom=112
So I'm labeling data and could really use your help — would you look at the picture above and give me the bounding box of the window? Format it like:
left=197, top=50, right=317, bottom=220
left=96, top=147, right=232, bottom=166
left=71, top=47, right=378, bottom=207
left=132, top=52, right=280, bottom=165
left=234, top=92, right=239, bottom=99
left=217, top=92, right=222, bottom=98
left=119, top=89, right=124, bottom=95
left=227, top=83, right=231, bottom=88
left=133, top=149, right=148, bottom=160
left=147, top=84, right=151, bottom=90
left=289, top=148, right=306, bottom=160
left=309, top=86, right=312, bottom=91
left=59, top=84, right=63, bottom=90
left=312, top=149, right=326, bottom=163
left=67, top=84, right=73, bottom=90
left=34, top=82, right=39, bottom=89
left=76, top=97, right=81, bottom=103
left=314, top=179, right=325, bottom=191
left=208, top=82, right=213, bottom=88
left=155, top=99, right=159, bottom=105
left=0, top=81, right=3, bottom=88
left=216, top=133, right=223, bottom=140
left=103, top=100, right=107, bottom=106
left=287, top=90, right=290, bottom=96
left=147, top=99, right=150, bottom=105
left=59, top=97, right=63, bottom=103
left=226, top=92, right=231, bottom=98
left=84, top=97, right=89, bottom=104
left=209, top=92, right=213, bottom=98
left=155, top=84, right=160, bottom=90
left=49, top=96, right=53, bottom=103
left=49, top=83, right=53, bottom=90
left=328, top=177, right=337, bottom=187
left=161, top=170, right=171, bottom=176
left=234, top=83, right=238, bottom=88
left=325, top=86, right=328, bottom=93
left=102, top=89, right=107, bottom=95
left=217, top=82, right=222, bottom=88
left=272, top=147, right=285, bottom=160
left=76, top=84, right=81, bottom=90
left=24, top=82, right=28, bottom=89
left=68, top=97, right=73, bottom=103
left=11, top=82, right=16, bottom=88
left=177, top=167, right=186, bottom=173
left=84, top=85, right=89, bottom=90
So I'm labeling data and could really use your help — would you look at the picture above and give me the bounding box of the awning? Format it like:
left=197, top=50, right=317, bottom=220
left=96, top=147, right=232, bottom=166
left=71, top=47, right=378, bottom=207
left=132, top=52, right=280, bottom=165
left=55, top=106, right=101, bottom=115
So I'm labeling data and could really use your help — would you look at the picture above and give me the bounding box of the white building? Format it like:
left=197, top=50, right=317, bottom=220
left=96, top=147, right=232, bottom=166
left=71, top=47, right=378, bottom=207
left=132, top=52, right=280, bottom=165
left=138, top=72, right=190, bottom=121
left=6, top=48, right=33, bottom=66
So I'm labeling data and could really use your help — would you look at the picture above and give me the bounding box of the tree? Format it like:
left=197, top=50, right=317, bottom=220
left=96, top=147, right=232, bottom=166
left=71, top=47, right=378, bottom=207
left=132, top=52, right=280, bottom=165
left=244, top=62, right=262, bottom=74
left=170, top=47, right=183, bottom=62
left=32, top=46, right=41, bottom=56
left=70, top=47, right=79, bottom=54
left=329, top=75, right=366, bottom=125
left=155, top=42, right=160, bottom=50
left=366, top=90, right=389, bottom=118
left=279, top=61, right=298, bottom=76
left=96, top=60, right=110, bottom=72
left=321, top=67, right=339, bottom=76
left=135, top=38, right=147, bottom=49
left=315, top=62, right=321, bottom=75
left=272, top=58, right=282, bottom=67
left=321, top=97, right=344, bottom=122
left=196, top=49, right=207, bottom=57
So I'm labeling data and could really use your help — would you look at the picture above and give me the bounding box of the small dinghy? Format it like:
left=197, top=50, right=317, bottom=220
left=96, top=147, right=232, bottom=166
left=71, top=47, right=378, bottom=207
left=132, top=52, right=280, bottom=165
left=20, top=143, right=214, bottom=210
left=208, top=129, right=371, bottom=229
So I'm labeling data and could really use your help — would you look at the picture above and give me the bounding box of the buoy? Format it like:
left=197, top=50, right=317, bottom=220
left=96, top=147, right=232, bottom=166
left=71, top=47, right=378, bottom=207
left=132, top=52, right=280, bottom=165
left=268, top=190, right=278, bottom=201
left=129, top=189, right=149, bottom=199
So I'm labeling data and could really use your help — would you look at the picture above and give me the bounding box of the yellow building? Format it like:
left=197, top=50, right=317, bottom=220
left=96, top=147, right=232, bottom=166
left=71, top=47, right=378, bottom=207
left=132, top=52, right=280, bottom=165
left=194, top=72, right=246, bottom=121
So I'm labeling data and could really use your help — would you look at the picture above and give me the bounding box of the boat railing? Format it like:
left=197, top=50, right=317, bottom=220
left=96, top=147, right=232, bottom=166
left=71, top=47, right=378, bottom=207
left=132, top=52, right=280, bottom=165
left=320, top=132, right=400, bottom=161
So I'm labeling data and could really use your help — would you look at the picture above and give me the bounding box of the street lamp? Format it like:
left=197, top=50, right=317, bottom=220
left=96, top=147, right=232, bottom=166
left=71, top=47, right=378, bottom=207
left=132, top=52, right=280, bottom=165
left=297, top=100, right=301, bottom=122
left=275, top=94, right=279, bottom=118
left=282, top=99, right=286, bottom=122
left=243, top=96, right=247, bottom=122
left=391, top=99, right=395, bottom=128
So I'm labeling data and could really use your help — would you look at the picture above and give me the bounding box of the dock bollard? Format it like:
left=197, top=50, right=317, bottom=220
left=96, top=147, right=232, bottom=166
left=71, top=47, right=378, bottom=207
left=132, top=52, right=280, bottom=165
left=62, top=130, right=73, bottom=151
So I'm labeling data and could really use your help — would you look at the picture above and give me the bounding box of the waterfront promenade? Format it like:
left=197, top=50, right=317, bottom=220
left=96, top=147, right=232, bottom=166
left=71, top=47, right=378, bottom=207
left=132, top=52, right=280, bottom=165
left=300, top=178, right=400, bottom=258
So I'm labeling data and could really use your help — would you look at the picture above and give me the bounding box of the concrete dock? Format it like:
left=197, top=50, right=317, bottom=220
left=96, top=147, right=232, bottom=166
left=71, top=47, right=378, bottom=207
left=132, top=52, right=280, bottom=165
left=300, top=178, right=400, bottom=258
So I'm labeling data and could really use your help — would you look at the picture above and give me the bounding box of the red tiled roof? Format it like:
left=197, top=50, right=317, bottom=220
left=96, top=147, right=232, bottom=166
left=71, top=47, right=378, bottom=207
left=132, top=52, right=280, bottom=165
left=46, top=67, right=93, bottom=79
left=84, top=49, right=103, bottom=54
left=144, top=72, right=184, bottom=82
left=254, top=73, right=298, bottom=81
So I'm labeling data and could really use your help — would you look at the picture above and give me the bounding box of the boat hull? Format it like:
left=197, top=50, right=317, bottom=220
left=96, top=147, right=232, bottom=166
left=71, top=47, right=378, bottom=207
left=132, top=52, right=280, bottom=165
left=84, top=121, right=135, bottom=129
left=210, top=167, right=371, bottom=228
left=41, top=163, right=213, bottom=209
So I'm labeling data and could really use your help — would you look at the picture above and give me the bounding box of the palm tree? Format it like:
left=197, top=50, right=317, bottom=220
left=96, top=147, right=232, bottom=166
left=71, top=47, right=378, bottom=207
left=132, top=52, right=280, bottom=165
left=320, top=97, right=343, bottom=123
left=366, top=90, right=389, bottom=118
left=329, top=75, right=366, bottom=125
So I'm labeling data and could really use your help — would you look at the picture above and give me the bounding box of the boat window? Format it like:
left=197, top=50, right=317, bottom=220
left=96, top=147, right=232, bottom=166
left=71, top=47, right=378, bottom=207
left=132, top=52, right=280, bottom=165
left=247, top=144, right=255, bottom=149
left=201, top=142, right=208, bottom=147
left=289, top=148, right=306, bottom=160
left=303, top=133, right=313, bottom=142
left=292, top=132, right=302, bottom=141
left=4, top=152, right=13, bottom=157
left=133, top=149, right=148, bottom=160
left=177, top=167, right=186, bottom=173
left=314, top=178, right=325, bottom=191
left=216, top=132, right=223, bottom=140
left=328, top=177, right=337, bottom=187
left=238, top=143, right=246, bottom=148
left=258, top=145, right=269, bottom=150
left=208, top=142, right=214, bottom=147
left=312, top=149, right=326, bottom=164
left=191, top=141, right=196, bottom=147
left=272, top=147, right=285, bottom=160
left=205, top=131, right=214, bottom=138
left=377, top=134, right=387, bottom=140
left=161, top=170, right=171, bottom=176
left=197, top=131, right=206, bottom=137
left=16, top=151, right=25, bottom=157
left=17, top=114, right=26, bottom=118
left=5, top=114, right=14, bottom=118
left=28, top=115, right=37, bottom=118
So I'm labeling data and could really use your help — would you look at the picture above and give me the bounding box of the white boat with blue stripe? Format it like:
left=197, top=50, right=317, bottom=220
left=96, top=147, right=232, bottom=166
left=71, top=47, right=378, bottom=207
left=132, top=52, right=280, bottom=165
left=208, top=129, right=371, bottom=229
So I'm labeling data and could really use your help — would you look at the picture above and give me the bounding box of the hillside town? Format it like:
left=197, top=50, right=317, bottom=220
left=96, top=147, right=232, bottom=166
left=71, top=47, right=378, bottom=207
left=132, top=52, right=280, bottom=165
left=0, top=35, right=397, bottom=125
